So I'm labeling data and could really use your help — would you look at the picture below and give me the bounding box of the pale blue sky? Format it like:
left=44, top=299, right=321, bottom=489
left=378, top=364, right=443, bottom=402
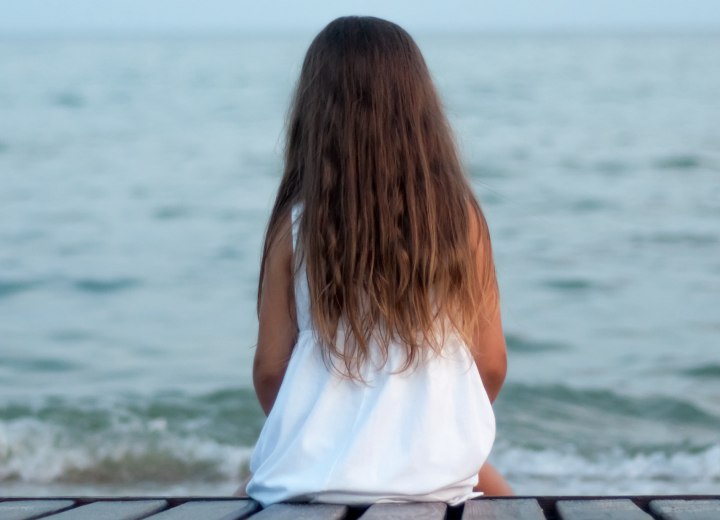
left=2, top=0, right=719, bottom=35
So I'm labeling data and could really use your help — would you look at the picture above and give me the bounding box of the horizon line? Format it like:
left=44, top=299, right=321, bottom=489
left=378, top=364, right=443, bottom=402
left=1, top=24, right=719, bottom=40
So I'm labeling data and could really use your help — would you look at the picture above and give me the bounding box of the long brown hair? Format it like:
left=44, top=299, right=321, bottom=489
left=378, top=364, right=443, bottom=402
left=258, top=16, right=498, bottom=381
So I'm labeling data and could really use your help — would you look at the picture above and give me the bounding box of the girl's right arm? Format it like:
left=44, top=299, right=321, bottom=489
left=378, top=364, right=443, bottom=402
left=253, top=213, right=297, bottom=416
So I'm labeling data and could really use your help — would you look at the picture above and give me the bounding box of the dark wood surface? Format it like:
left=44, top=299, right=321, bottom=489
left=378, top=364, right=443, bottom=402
left=250, top=503, right=348, bottom=520
left=359, top=502, right=447, bottom=519
left=40, top=500, right=167, bottom=520
left=143, top=499, right=259, bottom=520
left=463, top=498, right=546, bottom=519
left=649, top=499, right=720, bottom=520
left=0, top=497, right=718, bottom=519
left=557, top=499, right=654, bottom=520
left=0, top=500, right=76, bottom=520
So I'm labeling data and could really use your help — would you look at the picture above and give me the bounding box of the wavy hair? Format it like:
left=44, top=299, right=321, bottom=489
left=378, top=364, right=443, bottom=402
left=258, top=16, right=498, bottom=381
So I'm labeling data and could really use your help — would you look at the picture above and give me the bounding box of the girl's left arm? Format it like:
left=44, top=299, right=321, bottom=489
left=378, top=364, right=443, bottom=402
left=467, top=201, right=508, bottom=404
left=253, top=214, right=297, bottom=416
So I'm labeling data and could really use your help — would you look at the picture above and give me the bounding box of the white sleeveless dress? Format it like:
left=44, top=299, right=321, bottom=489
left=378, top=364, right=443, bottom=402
left=246, top=204, right=495, bottom=507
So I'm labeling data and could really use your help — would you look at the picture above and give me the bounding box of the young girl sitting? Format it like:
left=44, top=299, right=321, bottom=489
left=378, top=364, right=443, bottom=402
left=242, top=15, right=511, bottom=506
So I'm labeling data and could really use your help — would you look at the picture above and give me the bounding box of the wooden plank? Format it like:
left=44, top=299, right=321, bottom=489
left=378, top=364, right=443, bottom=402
left=144, top=500, right=259, bottom=520
left=462, top=499, right=546, bottom=520
left=650, top=500, right=720, bottom=520
left=0, top=500, right=75, bottom=520
left=250, top=503, right=348, bottom=520
left=557, top=499, right=653, bottom=520
left=42, top=500, right=167, bottom=520
left=359, top=502, right=446, bottom=520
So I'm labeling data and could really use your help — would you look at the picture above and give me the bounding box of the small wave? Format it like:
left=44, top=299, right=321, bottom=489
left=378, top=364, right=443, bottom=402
left=216, top=245, right=244, bottom=260
left=0, top=356, right=80, bottom=373
left=570, top=198, right=610, bottom=212
left=542, top=278, right=595, bottom=291
left=653, top=154, right=702, bottom=170
left=592, top=159, right=630, bottom=175
left=505, top=333, right=569, bottom=353
left=495, top=383, right=720, bottom=453
left=468, top=163, right=507, bottom=178
left=500, top=383, right=720, bottom=427
left=50, top=91, right=85, bottom=109
left=0, top=279, right=43, bottom=299
left=215, top=209, right=244, bottom=222
left=0, top=388, right=264, bottom=445
left=631, top=231, right=718, bottom=247
left=72, top=278, right=141, bottom=294
left=48, top=329, right=95, bottom=344
left=153, top=205, right=193, bottom=220
left=681, top=364, right=720, bottom=378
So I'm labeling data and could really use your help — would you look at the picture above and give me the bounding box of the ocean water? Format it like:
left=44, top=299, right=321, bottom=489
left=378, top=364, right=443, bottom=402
left=0, top=33, right=719, bottom=496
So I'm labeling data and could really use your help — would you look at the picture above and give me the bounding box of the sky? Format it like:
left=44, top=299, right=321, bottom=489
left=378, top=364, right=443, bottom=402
left=1, top=0, right=719, bottom=35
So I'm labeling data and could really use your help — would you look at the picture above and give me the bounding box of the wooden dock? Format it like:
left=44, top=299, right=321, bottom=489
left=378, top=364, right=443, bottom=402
left=1, top=496, right=718, bottom=520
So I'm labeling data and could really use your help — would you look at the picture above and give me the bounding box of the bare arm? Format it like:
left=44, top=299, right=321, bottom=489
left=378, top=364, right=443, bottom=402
left=253, top=213, right=297, bottom=416
left=473, top=306, right=507, bottom=404
left=467, top=202, right=512, bottom=495
left=468, top=204, right=507, bottom=404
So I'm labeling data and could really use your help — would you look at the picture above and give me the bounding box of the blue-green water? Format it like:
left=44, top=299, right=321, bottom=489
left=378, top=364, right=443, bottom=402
left=0, top=33, right=719, bottom=495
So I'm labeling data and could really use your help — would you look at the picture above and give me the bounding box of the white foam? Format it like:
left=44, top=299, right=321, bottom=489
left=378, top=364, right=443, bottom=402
left=3, top=414, right=719, bottom=496
left=0, top=416, right=253, bottom=485
left=492, top=443, right=720, bottom=494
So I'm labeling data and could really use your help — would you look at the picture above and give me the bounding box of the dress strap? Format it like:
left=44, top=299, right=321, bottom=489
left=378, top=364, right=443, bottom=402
left=290, top=203, right=311, bottom=332
left=291, top=203, right=301, bottom=255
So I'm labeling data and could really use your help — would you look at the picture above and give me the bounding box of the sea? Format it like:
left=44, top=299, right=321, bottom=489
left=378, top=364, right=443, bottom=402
left=0, top=32, right=719, bottom=496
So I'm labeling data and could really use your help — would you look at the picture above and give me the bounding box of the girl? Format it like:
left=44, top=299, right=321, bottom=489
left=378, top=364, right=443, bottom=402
left=242, top=16, right=511, bottom=506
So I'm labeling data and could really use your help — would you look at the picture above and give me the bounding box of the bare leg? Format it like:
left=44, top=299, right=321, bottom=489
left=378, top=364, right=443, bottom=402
left=473, top=462, right=513, bottom=496
left=233, top=474, right=252, bottom=497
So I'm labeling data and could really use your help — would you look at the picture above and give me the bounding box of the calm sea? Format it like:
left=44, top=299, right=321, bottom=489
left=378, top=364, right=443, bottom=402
left=0, top=33, right=719, bottom=496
